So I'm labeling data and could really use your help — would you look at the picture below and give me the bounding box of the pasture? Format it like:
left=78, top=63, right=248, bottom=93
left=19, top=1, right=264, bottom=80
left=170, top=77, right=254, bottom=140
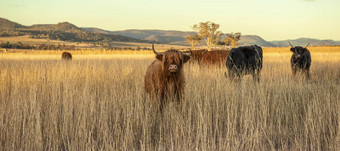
left=0, top=47, right=339, bottom=150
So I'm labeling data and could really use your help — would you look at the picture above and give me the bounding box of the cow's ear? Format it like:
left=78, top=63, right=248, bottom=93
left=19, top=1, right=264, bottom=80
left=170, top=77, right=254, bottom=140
left=290, top=48, right=295, bottom=53
left=156, top=54, right=163, bottom=61
left=182, top=55, right=191, bottom=63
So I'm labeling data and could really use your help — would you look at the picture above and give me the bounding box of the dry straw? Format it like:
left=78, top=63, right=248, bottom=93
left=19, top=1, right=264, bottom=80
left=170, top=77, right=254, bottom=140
left=0, top=47, right=339, bottom=150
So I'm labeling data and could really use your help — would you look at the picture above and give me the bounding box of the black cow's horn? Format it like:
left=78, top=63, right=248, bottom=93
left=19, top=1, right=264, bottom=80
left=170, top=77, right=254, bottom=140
left=305, top=42, right=310, bottom=48
left=152, top=43, right=163, bottom=55
left=288, top=42, right=294, bottom=48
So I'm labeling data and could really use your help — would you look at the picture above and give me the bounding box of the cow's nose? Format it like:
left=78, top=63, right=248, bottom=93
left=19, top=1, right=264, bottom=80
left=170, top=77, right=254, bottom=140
left=169, top=64, right=178, bottom=71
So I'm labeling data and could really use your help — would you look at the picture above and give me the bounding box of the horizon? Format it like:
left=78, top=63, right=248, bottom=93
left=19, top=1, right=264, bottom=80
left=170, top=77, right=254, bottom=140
left=2, top=17, right=339, bottom=42
left=1, top=0, right=340, bottom=41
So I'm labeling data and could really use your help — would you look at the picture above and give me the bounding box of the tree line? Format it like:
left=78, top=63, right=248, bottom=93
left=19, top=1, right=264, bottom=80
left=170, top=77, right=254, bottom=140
left=0, top=41, right=155, bottom=51
left=0, top=42, right=75, bottom=50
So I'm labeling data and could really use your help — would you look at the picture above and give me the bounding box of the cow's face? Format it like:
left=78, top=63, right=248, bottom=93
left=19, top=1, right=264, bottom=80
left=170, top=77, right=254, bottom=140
left=156, top=50, right=190, bottom=73
left=290, top=46, right=307, bottom=59
left=289, top=42, right=309, bottom=60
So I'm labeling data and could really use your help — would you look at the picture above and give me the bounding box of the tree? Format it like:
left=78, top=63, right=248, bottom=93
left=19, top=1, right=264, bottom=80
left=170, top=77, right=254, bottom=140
left=223, top=32, right=241, bottom=47
left=193, top=21, right=222, bottom=51
left=219, top=35, right=232, bottom=49
left=213, top=34, right=223, bottom=49
left=217, top=41, right=228, bottom=49
left=186, top=34, right=202, bottom=49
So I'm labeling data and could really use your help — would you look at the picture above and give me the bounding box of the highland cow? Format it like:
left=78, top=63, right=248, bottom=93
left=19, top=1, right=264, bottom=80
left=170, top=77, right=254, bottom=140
left=183, top=49, right=208, bottom=63
left=62, top=51, right=72, bottom=60
left=201, top=50, right=230, bottom=67
left=144, top=44, right=192, bottom=111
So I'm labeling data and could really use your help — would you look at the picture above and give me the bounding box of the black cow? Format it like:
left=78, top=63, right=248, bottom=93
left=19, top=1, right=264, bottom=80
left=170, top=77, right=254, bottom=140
left=289, top=42, right=311, bottom=79
left=225, top=45, right=263, bottom=82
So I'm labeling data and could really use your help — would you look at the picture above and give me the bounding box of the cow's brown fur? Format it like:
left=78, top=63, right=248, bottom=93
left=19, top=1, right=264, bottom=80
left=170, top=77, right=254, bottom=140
left=62, top=51, right=72, bottom=60
left=144, top=49, right=191, bottom=111
left=201, top=50, right=230, bottom=66
left=183, top=49, right=208, bottom=63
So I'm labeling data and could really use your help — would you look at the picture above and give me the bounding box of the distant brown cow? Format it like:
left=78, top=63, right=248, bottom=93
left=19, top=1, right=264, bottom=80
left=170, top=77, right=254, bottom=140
left=201, top=50, right=230, bottom=66
left=144, top=44, right=192, bottom=111
left=183, top=49, right=208, bottom=63
left=62, top=51, right=72, bottom=60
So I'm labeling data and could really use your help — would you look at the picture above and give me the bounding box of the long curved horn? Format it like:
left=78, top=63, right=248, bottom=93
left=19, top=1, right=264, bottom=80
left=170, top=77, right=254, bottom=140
left=305, top=42, right=310, bottom=48
left=152, top=43, right=162, bottom=55
left=183, top=48, right=192, bottom=56
left=288, top=41, right=294, bottom=48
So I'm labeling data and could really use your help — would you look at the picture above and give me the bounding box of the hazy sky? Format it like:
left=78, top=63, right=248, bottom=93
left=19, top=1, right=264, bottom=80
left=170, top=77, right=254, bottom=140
left=1, top=0, right=340, bottom=41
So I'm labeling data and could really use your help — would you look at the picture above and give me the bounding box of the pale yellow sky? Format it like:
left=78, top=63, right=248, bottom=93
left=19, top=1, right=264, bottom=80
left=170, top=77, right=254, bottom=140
left=1, top=0, right=340, bottom=41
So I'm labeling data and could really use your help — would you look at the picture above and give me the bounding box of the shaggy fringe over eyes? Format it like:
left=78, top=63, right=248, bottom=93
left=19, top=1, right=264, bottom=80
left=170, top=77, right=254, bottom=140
left=161, top=50, right=182, bottom=70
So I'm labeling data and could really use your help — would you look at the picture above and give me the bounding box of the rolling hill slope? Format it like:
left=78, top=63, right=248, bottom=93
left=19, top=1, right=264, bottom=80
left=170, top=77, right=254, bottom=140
left=0, top=18, right=148, bottom=43
left=239, top=35, right=276, bottom=47
left=270, top=38, right=340, bottom=47
left=105, top=29, right=340, bottom=47
left=111, top=29, right=196, bottom=44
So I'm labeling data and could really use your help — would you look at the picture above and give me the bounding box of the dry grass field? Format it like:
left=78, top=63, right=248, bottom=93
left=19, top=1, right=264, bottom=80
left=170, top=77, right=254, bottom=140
left=0, top=47, right=339, bottom=150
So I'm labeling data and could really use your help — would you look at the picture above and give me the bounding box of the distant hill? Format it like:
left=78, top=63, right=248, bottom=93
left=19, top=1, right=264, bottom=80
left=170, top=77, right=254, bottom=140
left=239, top=35, right=276, bottom=47
left=82, top=27, right=114, bottom=34
left=111, top=30, right=279, bottom=46
left=0, top=18, right=148, bottom=43
left=0, top=18, right=25, bottom=29
left=109, top=29, right=340, bottom=47
left=143, top=34, right=186, bottom=45
left=270, top=38, right=340, bottom=47
left=110, top=30, right=340, bottom=47
left=111, top=29, right=196, bottom=44
left=2, top=17, right=340, bottom=47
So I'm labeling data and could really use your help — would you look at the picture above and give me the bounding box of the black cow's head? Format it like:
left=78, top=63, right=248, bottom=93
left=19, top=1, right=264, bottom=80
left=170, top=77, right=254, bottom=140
left=289, top=42, right=309, bottom=59
left=152, top=44, right=191, bottom=74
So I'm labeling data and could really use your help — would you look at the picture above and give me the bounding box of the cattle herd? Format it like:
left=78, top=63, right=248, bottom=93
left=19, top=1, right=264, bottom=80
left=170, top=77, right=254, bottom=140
left=59, top=43, right=312, bottom=112
left=144, top=43, right=312, bottom=111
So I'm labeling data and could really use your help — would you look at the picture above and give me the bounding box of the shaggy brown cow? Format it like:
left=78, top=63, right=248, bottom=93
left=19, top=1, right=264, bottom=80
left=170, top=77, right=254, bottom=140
left=144, top=44, right=192, bottom=111
left=62, top=51, right=72, bottom=60
left=201, top=50, right=230, bottom=66
left=183, top=49, right=208, bottom=63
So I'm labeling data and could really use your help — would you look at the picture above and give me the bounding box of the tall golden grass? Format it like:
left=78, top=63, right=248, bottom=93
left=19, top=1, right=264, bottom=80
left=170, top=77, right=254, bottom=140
left=0, top=47, right=339, bottom=150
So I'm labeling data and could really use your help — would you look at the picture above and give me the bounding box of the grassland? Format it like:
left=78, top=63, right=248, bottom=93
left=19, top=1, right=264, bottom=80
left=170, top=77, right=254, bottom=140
left=0, top=47, right=339, bottom=150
